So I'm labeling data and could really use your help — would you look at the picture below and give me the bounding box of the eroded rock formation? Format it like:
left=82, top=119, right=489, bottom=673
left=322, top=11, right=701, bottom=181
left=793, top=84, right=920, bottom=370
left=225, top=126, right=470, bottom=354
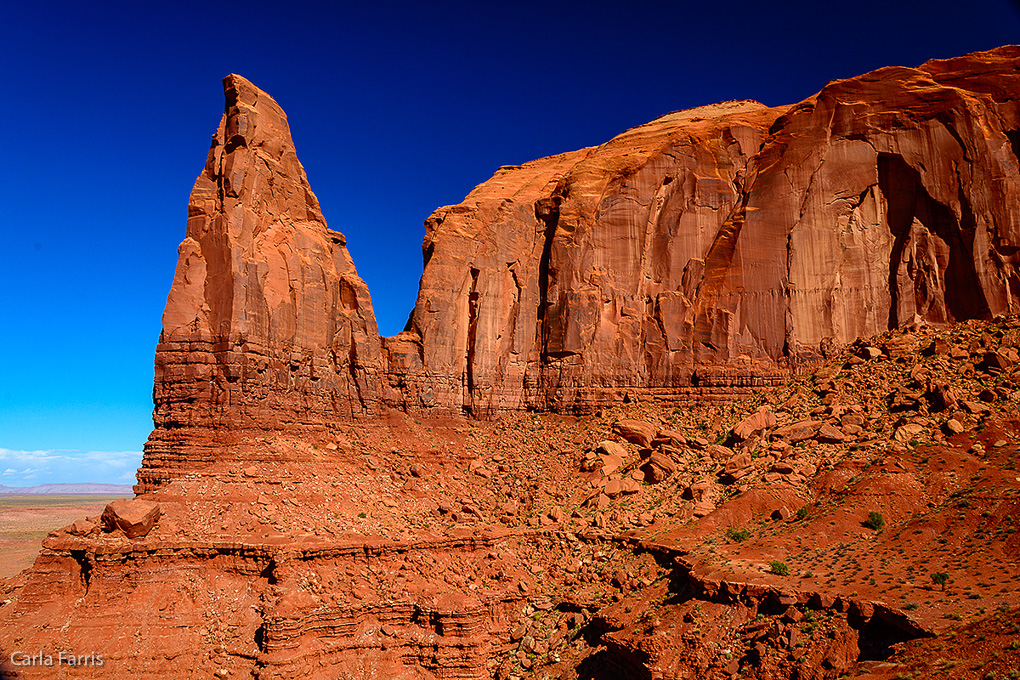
left=406, top=48, right=1020, bottom=416
left=3, top=48, right=1020, bottom=680
left=146, top=48, right=1020, bottom=454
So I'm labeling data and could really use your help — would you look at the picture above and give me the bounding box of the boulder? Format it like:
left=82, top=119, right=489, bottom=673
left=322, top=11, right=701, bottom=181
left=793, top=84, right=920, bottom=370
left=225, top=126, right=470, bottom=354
left=641, top=452, right=677, bottom=483
left=943, top=419, right=965, bottom=435
left=612, top=420, right=657, bottom=447
left=982, top=350, right=1014, bottom=371
left=652, top=429, right=686, bottom=448
left=724, top=452, right=753, bottom=478
left=926, top=381, right=958, bottom=412
left=706, top=444, right=735, bottom=461
left=923, top=338, right=949, bottom=356
left=687, top=479, right=714, bottom=501
left=604, top=478, right=623, bottom=498
left=962, top=400, right=991, bottom=414
left=101, top=499, right=161, bottom=539
left=596, top=440, right=628, bottom=475
left=597, top=440, right=628, bottom=458
left=772, top=420, right=822, bottom=444
left=67, top=518, right=96, bottom=537
left=815, top=424, right=846, bottom=443
left=733, top=407, right=777, bottom=440
left=860, top=346, right=883, bottom=360
left=893, top=423, right=925, bottom=442
left=620, top=478, right=642, bottom=495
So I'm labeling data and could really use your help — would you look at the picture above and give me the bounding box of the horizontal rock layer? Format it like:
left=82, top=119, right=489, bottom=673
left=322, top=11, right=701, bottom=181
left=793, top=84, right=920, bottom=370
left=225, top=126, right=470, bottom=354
left=0, top=533, right=523, bottom=680
left=4, top=315, right=1019, bottom=679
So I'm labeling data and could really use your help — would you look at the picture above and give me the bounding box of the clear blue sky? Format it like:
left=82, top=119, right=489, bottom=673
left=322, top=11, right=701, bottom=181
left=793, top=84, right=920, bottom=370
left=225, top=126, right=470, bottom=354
left=2, top=0, right=1018, bottom=485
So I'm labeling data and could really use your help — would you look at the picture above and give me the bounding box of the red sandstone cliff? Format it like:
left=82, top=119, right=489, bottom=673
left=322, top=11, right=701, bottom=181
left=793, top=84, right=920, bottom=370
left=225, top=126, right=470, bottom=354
left=141, top=49, right=1020, bottom=478
left=3, top=51, right=1020, bottom=679
left=405, top=47, right=1020, bottom=416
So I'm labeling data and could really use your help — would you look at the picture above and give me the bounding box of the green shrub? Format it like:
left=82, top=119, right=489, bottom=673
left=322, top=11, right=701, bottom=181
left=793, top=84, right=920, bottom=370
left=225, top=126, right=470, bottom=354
left=863, top=511, right=885, bottom=531
left=931, top=572, right=949, bottom=590
left=769, top=560, right=790, bottom=576
left=726, top=527, right=751, bottom=542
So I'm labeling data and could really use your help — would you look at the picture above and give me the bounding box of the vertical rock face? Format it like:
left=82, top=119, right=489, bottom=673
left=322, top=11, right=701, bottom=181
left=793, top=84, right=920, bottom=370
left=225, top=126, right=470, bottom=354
left=140, top=75, right=384, bottom=490
left=402, top=101, right=784, bottom=416
left=406, top=46, right=1020, bottom=415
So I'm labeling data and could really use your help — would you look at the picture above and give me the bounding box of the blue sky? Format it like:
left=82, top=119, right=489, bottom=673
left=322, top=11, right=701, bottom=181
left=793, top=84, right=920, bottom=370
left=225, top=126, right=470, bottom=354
left=2, top=0, right=1019, bottom=486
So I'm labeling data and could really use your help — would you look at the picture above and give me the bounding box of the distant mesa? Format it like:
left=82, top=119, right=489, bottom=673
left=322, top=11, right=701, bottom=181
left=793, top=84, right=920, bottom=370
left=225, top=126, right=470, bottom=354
left=0, top=483, right=135, bottom=495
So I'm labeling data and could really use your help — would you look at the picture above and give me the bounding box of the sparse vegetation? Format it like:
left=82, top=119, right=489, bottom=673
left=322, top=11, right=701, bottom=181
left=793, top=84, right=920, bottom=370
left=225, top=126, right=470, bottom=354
left=769, top=560, right=790, bottom=576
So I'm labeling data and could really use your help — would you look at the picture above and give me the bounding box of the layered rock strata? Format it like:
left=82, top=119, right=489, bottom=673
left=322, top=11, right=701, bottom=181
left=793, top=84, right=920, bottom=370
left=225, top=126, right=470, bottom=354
left=2, top=314, right=1020, bottom=680
left=2, top=531, right=523, bottom=679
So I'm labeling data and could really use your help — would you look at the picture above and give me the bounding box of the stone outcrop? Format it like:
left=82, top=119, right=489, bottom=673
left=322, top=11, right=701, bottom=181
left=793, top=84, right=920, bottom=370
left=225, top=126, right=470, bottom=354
left=100, top=498, right=161, bottom=538
left=6, top=50, right=1014, bottom=679
left=3, top=312, right=1020, bottom=679
left=0, top=530, right=526, bottom=680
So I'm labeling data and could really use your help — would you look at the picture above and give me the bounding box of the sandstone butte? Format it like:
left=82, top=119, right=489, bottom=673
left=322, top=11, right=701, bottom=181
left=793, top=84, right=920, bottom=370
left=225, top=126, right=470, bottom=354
left=1, top=46, right=1020, bottom=680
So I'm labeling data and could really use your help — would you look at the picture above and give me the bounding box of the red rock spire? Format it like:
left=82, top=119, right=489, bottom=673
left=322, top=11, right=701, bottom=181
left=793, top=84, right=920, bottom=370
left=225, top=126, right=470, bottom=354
left=139, top=74, right=384, bottom=491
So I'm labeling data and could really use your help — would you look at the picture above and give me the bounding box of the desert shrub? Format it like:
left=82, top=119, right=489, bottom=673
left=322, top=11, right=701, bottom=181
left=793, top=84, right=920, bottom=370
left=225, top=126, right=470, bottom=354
left=769, top=560, right=790, bottom=576
left=726, top=527, right=750, bottom=542
left=863, top=511, right=885, bottom=531
left=931, top=572, right=949, bottom=590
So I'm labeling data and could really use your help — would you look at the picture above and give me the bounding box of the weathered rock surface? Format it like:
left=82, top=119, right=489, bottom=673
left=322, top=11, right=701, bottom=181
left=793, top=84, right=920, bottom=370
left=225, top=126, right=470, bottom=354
left=611, top=419, right=657, bottom=447
left=5, top=48, right=1020, bottom=680
left=3, top=313, right=1020, bottom=680
left=139, top=49, right=1020, bottom=492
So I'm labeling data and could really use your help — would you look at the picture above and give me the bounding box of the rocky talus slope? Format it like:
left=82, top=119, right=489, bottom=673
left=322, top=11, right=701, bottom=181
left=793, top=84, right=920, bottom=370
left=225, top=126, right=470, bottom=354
left=2, top=313, right=1018, bottom=679
left=2, top=47, right=1020, bottom=680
